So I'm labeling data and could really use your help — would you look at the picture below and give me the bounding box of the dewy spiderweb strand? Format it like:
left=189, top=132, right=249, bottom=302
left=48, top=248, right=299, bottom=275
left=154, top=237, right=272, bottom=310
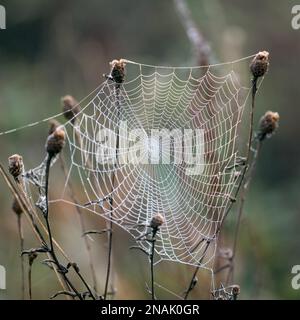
left=1, top=55, right=260, bottom=288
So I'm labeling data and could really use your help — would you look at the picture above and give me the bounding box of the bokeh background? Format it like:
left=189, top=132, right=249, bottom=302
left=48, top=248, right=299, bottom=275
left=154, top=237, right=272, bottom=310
left=0, top=0, right=299, bottom=300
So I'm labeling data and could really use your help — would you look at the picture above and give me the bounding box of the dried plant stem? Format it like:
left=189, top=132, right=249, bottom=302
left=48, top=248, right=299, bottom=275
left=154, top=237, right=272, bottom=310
left=0, top=163, right=70, bottom=296
left=103, top=213, right=113, bottom=300
left=3, top=161, right=95, bottom=299
left=104, top=86, right=121, bottom=300
left=247, top=78, right=258, bottom=161
left=223, top=79, right=259, bottom=285
left=216, top=79, right=259, bottom=234
left=183, top=241, right=210, bottom=300
left=186, top=79, right=259, bottom=295
left=149, top=228, right=158, bottom=300
left=223, top=78, right=261, bottom=286
left=28, top=265, right=32, bottom=300
left=59, top=155, right=98, bottom=294
left=17, top=182, right=73, bottom=262
left=17, top=214, right=25, bottom=299
left=226, top=139, right=262, bottom=285
left=28, top=256, right=36, bottom=300
left=43, top=155, right=84, bottom=300
left=208, top=78, right=260, bottom=287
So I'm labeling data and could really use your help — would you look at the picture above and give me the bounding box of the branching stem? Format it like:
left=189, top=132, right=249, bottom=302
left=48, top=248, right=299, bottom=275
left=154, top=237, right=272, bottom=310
left=184, top=241, right=210, bottom=300
left=44, top=155, right=83, bottom=300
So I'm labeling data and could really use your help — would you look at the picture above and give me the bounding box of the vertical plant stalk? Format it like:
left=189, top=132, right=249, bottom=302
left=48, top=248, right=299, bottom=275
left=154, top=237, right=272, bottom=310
left=149, top=227, right=158, bottom=300
left=28, top=262, right=33, bottom=300
left=226, top=139, right=262, bottom=285
left=43, top=155, right=83, bottom=300
left=144, top=214, right=165, bottom=300
left=183, top=241, right=210, bottom=300
left=0, top=163, right=71, bottom=297
left=45, top=128, right=98, bottom=299
left=225, top=78, right=259, bottom=285
left=59, top=155, right=98, bottom=294
left=104, top=83, right=121, bottom=300
left=17, top=214, right=25, bottom=299
left=28, top=253, right=37, bottom=300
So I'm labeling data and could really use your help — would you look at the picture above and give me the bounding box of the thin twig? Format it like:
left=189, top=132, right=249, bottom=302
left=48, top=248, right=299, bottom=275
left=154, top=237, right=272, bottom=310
left=28, top=263, right=33, bottom=300
left=17, top=214, right=25, bottom=300
left=217, top=80, right=258, bottom=234
left=103, top=223, right=113, bottom=300
left=16, top=180, right=72, bottom=262
left=50, top=291, right=78, bottom=300
left=149, top=228, right=158, bottom=300
left=28, top=253, right=37, bottom=300
left=184, top=241, right=210, bottom=300
left=226, top=139, right=262, bottom=285
left=43, top=154, right=82, bottom=300
left=225, top=79, right=260, bottom=285
left=0, top=163, right=70, bottom=296
left=104, top=79, right=121, bottom=299
left=3, top=161, right=96, bottom=299
left=68, top=262, right=96, bottom=300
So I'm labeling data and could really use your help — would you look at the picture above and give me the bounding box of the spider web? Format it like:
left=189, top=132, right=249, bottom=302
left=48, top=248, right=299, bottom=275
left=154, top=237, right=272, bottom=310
left=3, top=55, right=259, bottom=291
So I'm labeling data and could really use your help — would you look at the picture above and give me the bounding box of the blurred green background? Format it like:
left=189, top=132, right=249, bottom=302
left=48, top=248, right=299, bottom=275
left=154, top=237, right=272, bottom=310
left=0, top=0, right=299, bottom=300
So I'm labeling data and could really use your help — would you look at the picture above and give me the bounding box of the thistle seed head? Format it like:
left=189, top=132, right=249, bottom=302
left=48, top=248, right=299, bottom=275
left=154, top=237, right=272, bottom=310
left=109, top=59, right=126, bottom=86
left=48, top=119, right=61, bottom=135
left=231, top=285, right=240, bottom=296
left=258, top=111, right=280, bottom=141
left=12, top=198, right=23, bottom=216
left=150, top=213, right=165, bottom=229
left=46, top=127, right=66, bottom=156
left=250, top=51, right=269, bottom=79
left=8, top=154, right=23, bottom=181
left=62, top=95, right=80, bottom=124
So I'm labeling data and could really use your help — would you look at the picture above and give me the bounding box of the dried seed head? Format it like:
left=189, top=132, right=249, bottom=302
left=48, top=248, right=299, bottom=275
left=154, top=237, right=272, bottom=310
left=231, top=285, right=240, bottom=296
left=62, top=95, right=80, bottom=124
left=258, top=111, right=280, bottom=141
left=48, top=119, right=61, bottom=135
left=8, top=154, right=23, bottom=181
left=150, top=213, right=165, bottom=229
left=109, top=59, right=126, bottom=86
left=12, top=198, right=23, bottom=216
left=46, top=127, right=66, bottom=156
left=250, top=51, right=269, bottom=79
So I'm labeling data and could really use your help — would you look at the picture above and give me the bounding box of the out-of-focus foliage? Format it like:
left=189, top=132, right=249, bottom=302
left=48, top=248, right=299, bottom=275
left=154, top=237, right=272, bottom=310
left=0, top=0, right=299, bottom=299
